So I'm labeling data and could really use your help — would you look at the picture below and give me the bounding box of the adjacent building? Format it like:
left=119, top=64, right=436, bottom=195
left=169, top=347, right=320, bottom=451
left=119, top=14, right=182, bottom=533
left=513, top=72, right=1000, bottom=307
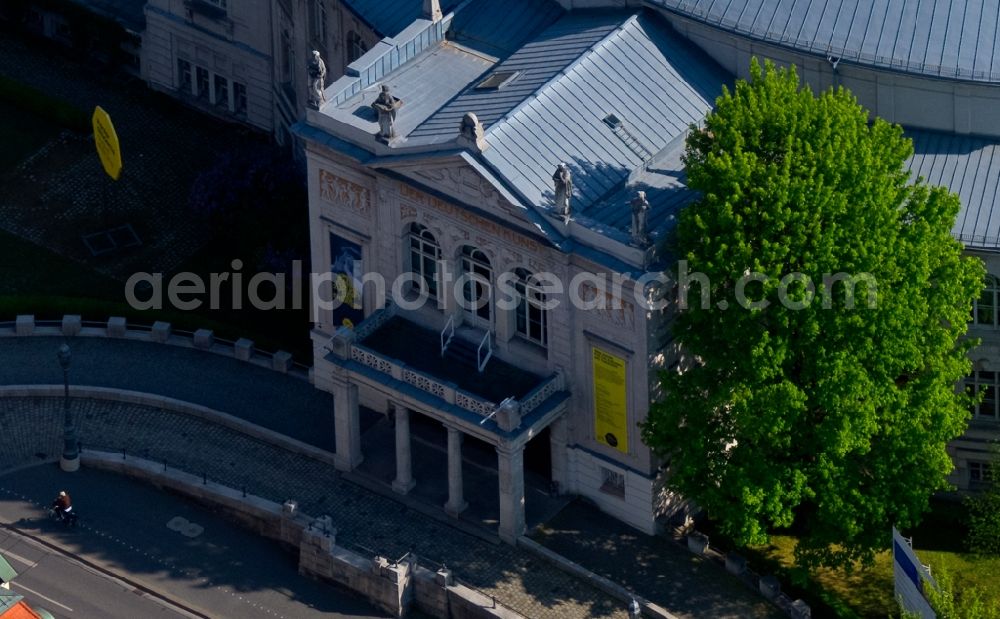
left=300, top=0, right=1000, bottom=537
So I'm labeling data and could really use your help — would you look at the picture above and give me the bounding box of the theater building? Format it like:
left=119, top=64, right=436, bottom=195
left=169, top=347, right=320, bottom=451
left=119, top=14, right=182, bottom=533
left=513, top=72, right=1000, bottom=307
left=300, top=0, right=1000, bottom=538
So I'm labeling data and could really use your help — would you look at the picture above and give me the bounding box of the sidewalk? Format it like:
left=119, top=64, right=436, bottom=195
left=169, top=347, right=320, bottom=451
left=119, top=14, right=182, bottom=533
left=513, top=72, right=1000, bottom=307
left=0, top=465, right=388, bottom=619
left=533, top=500, right=781, bottom=618
left=0, top=336, right=779, bottom=617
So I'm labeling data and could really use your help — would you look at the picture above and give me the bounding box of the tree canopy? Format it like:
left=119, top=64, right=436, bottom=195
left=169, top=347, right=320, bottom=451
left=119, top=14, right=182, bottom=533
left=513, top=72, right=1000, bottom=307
left=642, top=60, right=984, bottom=569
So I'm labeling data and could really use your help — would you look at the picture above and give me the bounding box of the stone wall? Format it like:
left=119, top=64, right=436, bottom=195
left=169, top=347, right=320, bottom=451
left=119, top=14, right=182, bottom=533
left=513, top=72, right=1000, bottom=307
left=81, top=450, right=526, bottom=618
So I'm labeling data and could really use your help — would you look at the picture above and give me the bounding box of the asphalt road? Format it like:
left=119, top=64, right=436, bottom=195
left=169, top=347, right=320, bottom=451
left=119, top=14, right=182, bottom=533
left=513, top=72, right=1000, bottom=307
left=0, top=464, right=388, bottom=619
left=0, top=528, right=191, bottom=619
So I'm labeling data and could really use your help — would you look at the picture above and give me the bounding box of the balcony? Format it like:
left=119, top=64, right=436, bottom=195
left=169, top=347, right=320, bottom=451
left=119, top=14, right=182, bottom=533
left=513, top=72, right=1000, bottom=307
left=325, top=304, right=565, bottom=429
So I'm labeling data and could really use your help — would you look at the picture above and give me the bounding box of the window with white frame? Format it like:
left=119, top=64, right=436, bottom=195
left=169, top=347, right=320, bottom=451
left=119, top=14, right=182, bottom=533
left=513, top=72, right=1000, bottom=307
left=195, top=66, right=210, bottom=100
left=513, top=268, right=547, bottom=346
left=600, top=466, right=625, bottom=498
left=967, top=370, right=999, bottom=420
left=408, top=224, right=440, bottom=299
left=233, top=82, right=246, bottom=116
left=970, top=461, right=993, bottom=487
left=213, top=74, right=229, bottom=108
left=347, top=31, right=368, bottom=64
left=973, top=275, right=999, bottom=327
left=460, top=246, right=492, bottom=326
left=177, top=59, right=192, bottom=93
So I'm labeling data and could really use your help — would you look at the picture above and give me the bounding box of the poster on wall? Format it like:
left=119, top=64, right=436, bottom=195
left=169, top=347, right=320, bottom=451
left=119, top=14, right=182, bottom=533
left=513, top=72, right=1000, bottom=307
left=330, top=232, right=364, bottom=328
left=592, top=347, right=628, bottom=454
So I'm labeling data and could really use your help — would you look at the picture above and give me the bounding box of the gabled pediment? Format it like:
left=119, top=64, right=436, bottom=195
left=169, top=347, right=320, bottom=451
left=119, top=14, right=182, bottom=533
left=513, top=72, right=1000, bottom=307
left=383, top=157, right=553, bottom=240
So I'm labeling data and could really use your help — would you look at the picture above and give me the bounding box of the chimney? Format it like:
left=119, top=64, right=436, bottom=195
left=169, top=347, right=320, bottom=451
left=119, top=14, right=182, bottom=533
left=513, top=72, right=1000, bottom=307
left=423, top=0, right=442, bottom=21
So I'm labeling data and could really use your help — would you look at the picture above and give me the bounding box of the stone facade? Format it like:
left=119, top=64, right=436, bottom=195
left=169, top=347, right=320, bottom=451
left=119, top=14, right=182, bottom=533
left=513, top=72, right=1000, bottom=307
left=142, top=0, right=275, bottom=132
left=305, top=143, right=678, bottom=534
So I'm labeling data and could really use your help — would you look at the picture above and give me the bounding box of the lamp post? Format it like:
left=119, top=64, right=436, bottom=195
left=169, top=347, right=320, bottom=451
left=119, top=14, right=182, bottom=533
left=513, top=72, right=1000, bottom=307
left=58, top=344, right=79, bottom=472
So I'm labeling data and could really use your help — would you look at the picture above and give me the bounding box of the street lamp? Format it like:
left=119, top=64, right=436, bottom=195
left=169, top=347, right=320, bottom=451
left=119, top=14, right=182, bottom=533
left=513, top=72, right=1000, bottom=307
left=57, top=344, right=79, bottom=472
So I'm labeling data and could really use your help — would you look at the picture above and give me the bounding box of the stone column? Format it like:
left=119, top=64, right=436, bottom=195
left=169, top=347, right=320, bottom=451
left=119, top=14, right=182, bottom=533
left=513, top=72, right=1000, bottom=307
left=333, top=378, right=363, bottom=471
left=444, top=426, right=468, bottom=516
left=549, top=416, right=569, bottom=494
left=392, top=405, right=416, bottom=494
left=497, top=443, right=525, bottom=543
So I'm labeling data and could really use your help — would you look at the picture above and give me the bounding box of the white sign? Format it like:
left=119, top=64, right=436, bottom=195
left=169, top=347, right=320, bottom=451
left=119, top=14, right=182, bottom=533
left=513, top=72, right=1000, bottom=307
left=893, top=527, right=936, bottom=618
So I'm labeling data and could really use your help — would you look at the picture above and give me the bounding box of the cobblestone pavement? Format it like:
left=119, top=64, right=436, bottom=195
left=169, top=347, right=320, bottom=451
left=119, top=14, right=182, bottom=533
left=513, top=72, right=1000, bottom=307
left=0, top=336, right=339, bottom=451
left=0, top=33, right=259, bottom=279
left=0, top=336, right=780, bottom=617
left=0, top=396, right=630, bottom=619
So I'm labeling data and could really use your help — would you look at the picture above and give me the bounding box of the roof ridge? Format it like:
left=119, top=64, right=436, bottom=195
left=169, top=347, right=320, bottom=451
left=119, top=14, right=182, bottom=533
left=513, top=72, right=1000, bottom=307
left=483, top=12, right=642, bottom=138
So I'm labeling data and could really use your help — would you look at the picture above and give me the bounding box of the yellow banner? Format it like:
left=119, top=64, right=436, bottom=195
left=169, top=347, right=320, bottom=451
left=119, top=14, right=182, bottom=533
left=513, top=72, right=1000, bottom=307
left=593, top=348, right=628, bottom=453
left=92, top=106, right=122, bottom=180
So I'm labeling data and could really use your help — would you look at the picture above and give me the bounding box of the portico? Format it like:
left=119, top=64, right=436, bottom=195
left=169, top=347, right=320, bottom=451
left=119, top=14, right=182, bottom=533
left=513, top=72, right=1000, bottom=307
left=322, top=305, right=569, bottom=542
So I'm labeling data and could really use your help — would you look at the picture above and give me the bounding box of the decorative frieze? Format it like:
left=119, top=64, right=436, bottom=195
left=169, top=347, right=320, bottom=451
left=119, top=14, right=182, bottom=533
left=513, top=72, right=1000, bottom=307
left=319, top=169, right=371, bottom=217
left=399, top=182, right=540, bottom=253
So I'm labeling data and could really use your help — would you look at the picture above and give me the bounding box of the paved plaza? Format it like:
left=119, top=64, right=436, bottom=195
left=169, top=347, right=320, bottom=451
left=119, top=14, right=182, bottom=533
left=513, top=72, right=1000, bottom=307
left=0, top=336, right=777, bottom=618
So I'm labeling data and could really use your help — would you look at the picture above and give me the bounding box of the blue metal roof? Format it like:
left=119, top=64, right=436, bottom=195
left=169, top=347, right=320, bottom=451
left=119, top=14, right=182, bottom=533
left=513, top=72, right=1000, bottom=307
left=471, top=10, right=730, bottom=228
left=409, top=11, right=628, bottom=141
left=448, top=0, right=566, bottom=57
left=328, top=42, right=494, bottom=138
left=343, top=0, right=464, bottom=37
left=649, top=0, right=1000, bottom=83
left=908, top=130, right=1000, bottom=250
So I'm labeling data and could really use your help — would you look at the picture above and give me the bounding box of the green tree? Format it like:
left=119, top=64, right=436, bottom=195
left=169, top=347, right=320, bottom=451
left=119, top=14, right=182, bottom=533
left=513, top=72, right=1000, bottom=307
left=642, top=60, right=984, bottom=569
left=965, top=446, right=1000, bottom=555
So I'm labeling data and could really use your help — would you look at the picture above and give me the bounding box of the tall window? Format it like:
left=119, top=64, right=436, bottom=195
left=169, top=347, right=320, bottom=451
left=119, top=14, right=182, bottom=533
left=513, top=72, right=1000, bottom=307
left=514, top=268, right=547, bottom=346
left=177, top=59, right=192, bottom=93
left=968, top=370, right=999, bottom=420
left=233, top=82, right=247, bottom=116
left=310, top=0, right=327, bottom=45
left=973, top=275, right=999, bottom=327
left=214, top=74, right=229, bottom=108
left=408, top=224, right=440, bottom=299
left=196, top=66, right=210, bottom=100
left=460, top=246, right=492, bottom=326
left=347, top=31, right=368, bottom=64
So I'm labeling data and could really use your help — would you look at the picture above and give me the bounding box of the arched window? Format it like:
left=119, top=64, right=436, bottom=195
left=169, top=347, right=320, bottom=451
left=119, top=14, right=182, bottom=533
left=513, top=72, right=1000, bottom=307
left=973, top=275, right=999, bottom=327
left=408, top=224, right=440, bottom=299
left=347, top=31, right=368, bottom=64
left=514, top=268, right=547, bottom=346
left=460, top=246, right=492, bottom=326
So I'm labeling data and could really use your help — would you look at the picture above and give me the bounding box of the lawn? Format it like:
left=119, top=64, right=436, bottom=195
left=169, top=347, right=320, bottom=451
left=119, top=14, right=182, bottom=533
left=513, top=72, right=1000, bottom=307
left=730, top=498, right=1000, bottom=618
left=0, top=98, right=61, bottom=172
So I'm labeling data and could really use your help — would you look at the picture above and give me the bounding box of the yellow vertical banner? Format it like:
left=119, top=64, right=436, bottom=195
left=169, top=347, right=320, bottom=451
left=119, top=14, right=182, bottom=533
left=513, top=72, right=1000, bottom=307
left=92, top=106, right=122, bottom=180
left=593, top=347, right=628, bottom=453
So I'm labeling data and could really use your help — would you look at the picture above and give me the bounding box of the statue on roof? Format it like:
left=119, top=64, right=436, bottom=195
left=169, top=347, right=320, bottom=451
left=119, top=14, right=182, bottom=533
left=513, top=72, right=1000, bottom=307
left=631, top=190, right=650, bottom=246
left=458, top=112, right=486, bottom=151
left=372, top=84, right=403, bottom=142
left=307, top=50, right=327, bottom=109
left=553, top=163, right=572, bottom=219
